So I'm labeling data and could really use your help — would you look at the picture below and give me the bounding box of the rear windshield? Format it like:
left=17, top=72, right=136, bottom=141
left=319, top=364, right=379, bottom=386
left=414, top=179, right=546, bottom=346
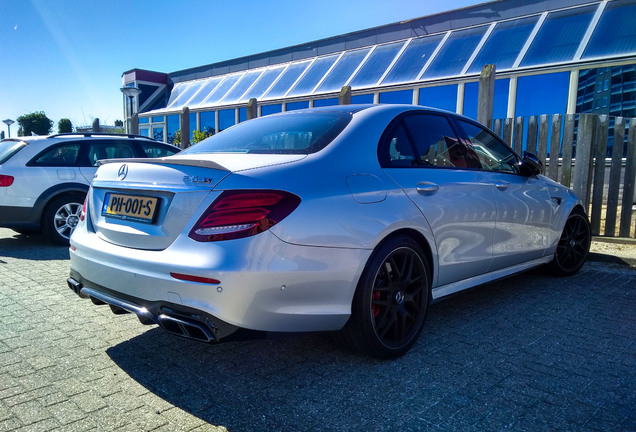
left=0, top=141, right=27, bottom=164
left=181, top=111, right=352, bottom=155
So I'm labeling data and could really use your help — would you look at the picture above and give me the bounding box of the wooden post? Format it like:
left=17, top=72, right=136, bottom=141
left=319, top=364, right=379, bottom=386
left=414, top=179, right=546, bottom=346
left=339, top=86, right=352, bottom=105
left=504, top=118, right=514, bottom=148
left=513, top=117, right=523, bottom=155
left=590, top=115, right=608, bottom=236
left=527, top=116, right=538, bottom=155
left=537, top=114, right=549, bottom=167
left=573, top=114, right=596, bottom=209
left=92, top=118, right=101, bottom=133
left=477, top=64, right=496, bottom=128
left=548, top=114, right=562, bottom=181
left=605, top=117, right=626, bottom=236
left=619, top=120, right=636, bottom=237
left=247, top=98, right=258, bottom=120
left=561, top=114, right=575, bottom=188
left=130, top=114, right=139, bottom=135
left=180, top=107, right=190, bottom=149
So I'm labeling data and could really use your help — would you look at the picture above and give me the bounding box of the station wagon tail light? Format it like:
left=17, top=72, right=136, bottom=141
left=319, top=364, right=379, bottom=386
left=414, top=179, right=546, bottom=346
left=80, top=195, right=87, bottom=221
left=189, top=190, right=301, bottom=242
left=0, top=175, right=14, bottom=187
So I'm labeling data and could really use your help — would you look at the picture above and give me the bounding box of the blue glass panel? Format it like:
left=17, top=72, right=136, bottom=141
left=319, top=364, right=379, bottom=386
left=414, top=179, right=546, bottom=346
left=264, top=61, right=311, bottom=98
left=467, top=17, right=539, bottom=74
left=166, top=115, right=179, bottom=144
left=515, top=72, right=569, bottom=117
left=286, top=101, right=309, bottom=111
left=189, top=112, right=197, bottom=140
left=261, top=104, right=282, bottom=116
left=218, top=109, right=235, bottom=132
left=139, top=117, right=149, bottom=124
left=151, top=116, right=164, bottom=123
left=379, top=89, right=412, bottom=104
left=220, top=70, right=263, bottom=104
left=240, top=65, right=286, bottom=102
left=313, top=98, right=338, bottom=107
left=422, top=26, right=488, bottom=79
left=315, top=48, right=371, bottom=93
left=139, top=127, right=150, bottom=137
left=187, top=76, right=224, bottom=106
left=583, top=0, right=636, bottom=59
left=462, top=79, right=510, bottom=121
left=166, top=83, right=188, bottom=107
left=351, top=94, right=374, bottom=104
left=200, top=111, right=216, bottom=135
left=520, top=6, right=596, bottom=67
left=239, top=107, right=247, bottom=122
left=383, top=34, right=444, bottom=85
left=202, top=74, right=243, bottom=105
left=287, top=55, right=339, bottom=96
left=350, top=42, right=405, bottom=88
left=153, top=127, right=164, bottom=142
left=168, top=80, right=206, bottom=108
left=419, top=85, right=457, bottom=112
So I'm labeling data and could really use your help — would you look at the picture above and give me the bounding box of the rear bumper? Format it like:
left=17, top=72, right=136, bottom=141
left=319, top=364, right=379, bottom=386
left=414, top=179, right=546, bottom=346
left=69, top=227, right=371, bottom=336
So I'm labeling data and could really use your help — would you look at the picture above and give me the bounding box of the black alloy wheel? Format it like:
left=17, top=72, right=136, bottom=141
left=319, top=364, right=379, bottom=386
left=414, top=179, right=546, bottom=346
left=341, top=235, right=430, bottom=359
left=549, top=210, right=591, bottom=276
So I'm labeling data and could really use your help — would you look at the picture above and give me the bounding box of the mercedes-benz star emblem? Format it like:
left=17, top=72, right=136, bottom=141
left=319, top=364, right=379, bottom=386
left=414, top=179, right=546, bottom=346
left=118, top=164, right=128, bottom=181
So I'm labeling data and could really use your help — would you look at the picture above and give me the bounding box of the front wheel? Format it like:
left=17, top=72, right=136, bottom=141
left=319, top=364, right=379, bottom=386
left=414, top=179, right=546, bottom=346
left=548, top=210, right=591, bottom=276
left=341, top=235, right=430, bottom=359
left=43, top=194, right=85, bottom=245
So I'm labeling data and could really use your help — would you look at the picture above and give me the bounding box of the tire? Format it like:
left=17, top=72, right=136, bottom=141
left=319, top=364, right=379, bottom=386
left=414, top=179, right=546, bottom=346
left=341, top=235, right=430, bottom=359
left=548, top=209, right=591, bottom=276
left=43, top=193, right=85, bottom=245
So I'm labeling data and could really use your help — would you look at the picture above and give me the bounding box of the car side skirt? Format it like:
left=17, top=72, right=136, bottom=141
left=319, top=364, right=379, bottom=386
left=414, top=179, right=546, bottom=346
left=431, top=255, right=553, bottom=300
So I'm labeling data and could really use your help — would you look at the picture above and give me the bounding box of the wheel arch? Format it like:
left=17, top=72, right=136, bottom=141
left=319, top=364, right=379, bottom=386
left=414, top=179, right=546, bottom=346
left=35, top=183, right=89, bottom=225
left=372, top=228, right=435, bottom=287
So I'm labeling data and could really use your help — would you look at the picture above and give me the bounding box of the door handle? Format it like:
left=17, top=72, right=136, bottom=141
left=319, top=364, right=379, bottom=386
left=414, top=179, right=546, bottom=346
left=494, top=181, right=510, bottom=191
left=416, top=182, right=439, bottom=195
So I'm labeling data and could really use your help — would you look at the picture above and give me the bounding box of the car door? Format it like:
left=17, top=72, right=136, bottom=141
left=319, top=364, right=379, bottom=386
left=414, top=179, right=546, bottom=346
left=455, top=119, right=553, bottom=269
left=380, top=112, right=497, bottom=287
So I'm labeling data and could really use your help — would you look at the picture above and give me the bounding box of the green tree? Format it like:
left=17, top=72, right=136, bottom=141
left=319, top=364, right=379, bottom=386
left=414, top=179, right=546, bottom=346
left=171, top=129, right=214, bottom=147
left=17, top=112, right=53, bottom=136
left=58, top=118, right=73, bottom=133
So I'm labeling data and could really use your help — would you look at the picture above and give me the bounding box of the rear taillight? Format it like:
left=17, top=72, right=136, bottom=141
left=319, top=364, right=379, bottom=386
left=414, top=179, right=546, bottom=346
left=80, top=194, right=88, bottom=221
left=189, top=190, right=301, bottom=242
left=0, top=175, right=14, bottom=187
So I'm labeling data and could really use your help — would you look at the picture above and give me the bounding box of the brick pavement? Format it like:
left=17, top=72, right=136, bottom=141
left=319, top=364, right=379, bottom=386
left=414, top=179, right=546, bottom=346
left=0, top=227, right=634, bottom=431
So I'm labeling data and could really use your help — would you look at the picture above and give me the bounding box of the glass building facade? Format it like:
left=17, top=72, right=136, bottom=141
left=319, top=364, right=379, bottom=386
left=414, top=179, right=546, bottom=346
left=126, top=0, right=636, bottom=150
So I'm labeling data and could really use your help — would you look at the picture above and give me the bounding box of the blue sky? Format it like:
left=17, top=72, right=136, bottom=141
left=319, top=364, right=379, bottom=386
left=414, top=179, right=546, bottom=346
left=0, top=0, right=483, bottom=134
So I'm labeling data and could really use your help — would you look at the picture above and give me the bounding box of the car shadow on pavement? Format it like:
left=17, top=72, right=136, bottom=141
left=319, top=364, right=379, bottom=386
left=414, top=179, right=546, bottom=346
left=104, top=267, right=604, bottom=431
left=0, top=231, right=69, bottom=261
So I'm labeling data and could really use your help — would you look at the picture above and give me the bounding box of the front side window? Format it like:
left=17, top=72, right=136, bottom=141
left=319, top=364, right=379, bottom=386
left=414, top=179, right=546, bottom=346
left=29, top=144, right=80, bottom=166
left=457, top=120, right=520, bottom=174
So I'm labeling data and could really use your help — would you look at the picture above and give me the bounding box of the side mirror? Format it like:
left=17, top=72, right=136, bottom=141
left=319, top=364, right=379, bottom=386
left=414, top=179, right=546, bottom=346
left=520, top=152, right=543, bottom=176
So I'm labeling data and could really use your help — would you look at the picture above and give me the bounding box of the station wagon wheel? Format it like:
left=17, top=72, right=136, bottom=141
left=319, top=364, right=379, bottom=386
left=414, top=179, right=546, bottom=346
left=342, top=235, right=430, bottom=359
left=549, top=210, right=591, bottom=276
left=43, top=193, right=85, bottom=245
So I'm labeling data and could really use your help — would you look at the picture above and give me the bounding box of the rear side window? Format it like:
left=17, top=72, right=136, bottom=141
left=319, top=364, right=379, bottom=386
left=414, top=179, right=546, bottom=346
left=29, top=144, right=81, bottom=166
left=140, top=143, right=180, bottom=158
left=379, top=112, right=480, bottom=169
left=0, top=141, right=27, bottom=164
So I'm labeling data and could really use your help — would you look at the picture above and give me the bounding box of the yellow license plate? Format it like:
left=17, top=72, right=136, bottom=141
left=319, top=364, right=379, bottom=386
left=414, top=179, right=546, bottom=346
left=102, top=193, right=158, bottom=223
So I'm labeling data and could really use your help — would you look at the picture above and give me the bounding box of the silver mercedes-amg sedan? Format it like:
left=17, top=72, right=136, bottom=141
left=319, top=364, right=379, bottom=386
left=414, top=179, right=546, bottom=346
left=67, top=104, right=590, bottom=359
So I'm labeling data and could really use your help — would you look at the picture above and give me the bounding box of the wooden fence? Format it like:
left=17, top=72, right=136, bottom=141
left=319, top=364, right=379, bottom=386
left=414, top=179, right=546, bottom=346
left=491, top=113, right=636, bottom=238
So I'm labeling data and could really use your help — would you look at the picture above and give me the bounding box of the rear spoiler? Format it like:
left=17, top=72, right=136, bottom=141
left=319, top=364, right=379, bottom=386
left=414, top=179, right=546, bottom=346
left=97, top=157, right=230, bottom=172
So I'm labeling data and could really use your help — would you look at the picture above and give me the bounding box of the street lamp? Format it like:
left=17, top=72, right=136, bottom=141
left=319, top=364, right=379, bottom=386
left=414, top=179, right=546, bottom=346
left=120, top=86, right=141, bottom=134
left=3, top=119, right=15, bottom=138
